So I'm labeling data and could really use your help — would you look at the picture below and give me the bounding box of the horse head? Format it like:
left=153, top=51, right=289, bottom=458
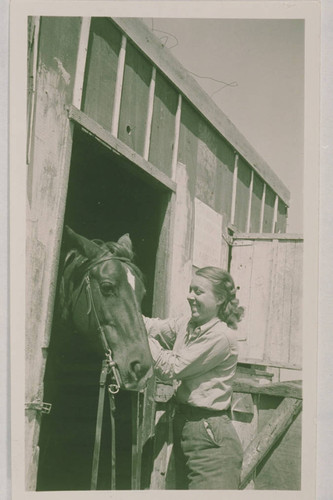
left=59, top=226, right=153, bottom=391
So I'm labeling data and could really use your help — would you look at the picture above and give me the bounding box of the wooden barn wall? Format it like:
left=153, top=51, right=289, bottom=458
left=230, top=237, right=303, bottom=368
left=81, top=18, right=121, bottom=130
left=234, top=156, right=252, bottom=232
left=250, top=173, right=264, bottom=233
left=78, top=18, right=288, bottom=236
left=26, top=17, right=81, bottom=489
left=149, top=71, right=178, bottom=177
left=118, top=41, right=152, bottom=156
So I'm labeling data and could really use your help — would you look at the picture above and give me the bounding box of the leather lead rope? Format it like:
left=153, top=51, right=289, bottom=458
left=91, top=360, right=109, bottom=490
left=91, top=357, right=118, bottom=490
left=84, top=274, right=121, bottom=490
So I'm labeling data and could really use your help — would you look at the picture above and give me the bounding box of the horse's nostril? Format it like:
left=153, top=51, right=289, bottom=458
left=130, top=361, right=143, bottom=381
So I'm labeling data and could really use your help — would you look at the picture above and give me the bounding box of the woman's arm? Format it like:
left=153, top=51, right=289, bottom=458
left=149, top=327, right=233, bottom=381
left=143, top=315, right=186, bottom=350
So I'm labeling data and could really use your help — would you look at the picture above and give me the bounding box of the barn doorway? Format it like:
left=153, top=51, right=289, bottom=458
left=36, top=126, right=170, bottom=490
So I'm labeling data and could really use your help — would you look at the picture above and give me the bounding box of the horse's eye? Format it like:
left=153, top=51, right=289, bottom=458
left=100, top=281, right=116, bottom=296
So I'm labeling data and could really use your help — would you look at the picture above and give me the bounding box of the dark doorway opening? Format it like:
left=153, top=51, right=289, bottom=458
left=37, top=126, right=169, bottom=490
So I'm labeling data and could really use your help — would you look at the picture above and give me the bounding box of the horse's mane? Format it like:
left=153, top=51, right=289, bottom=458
left=57, top=237, right=145, bottom=323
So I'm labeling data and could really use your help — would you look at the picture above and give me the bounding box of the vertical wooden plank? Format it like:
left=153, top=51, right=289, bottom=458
left=118, top=41, right=152, bottom=156
left=177, top=98, right=199, bottom=196
left=171, top=94, right=182, bottom=181
left=289, top=241, right=303, bottom=366
left=81, top=18, right=122, bottom=131
left=263, top=185, right=275, bottom=233
left=250, top=174, right=264, bottom=233
left=72, top=17, right=91, bottom=109
left=234, top=157, right=252, bottom=232
left=148, top=71, right=178, bottom=177
left=111, top=35, right=127, bottom=137
left=230, top=242, right=254, bottom=346
left=246, top=240, right=275, bottom=361
left=215, top=137, right=235, bottom=223
left=195, top=118, right=218, bottom=209
left=230, top=153, right=238, bottom=225
left=26, top=18, right=80, bottom=489
left=259, top=183, right=266, bottom=233
left=27, top=16, right=40, bottom=169
left=143, top=67, right=156, bottom=160
left=246, top=170, right=254, bottom=233
left=276, top=198, right=288, bottom=233
left=264, top=239, right=286, bottom=364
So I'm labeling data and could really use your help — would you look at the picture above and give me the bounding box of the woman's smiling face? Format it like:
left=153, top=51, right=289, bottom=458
left=187, top=275, right=223, bottom=326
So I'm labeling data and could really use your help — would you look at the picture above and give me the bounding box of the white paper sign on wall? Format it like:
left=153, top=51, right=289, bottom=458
left=193, top=198, right=222, bottom=269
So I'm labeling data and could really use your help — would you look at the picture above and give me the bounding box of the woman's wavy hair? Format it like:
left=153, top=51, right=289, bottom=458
left=195, top=267, right=244, bottom=330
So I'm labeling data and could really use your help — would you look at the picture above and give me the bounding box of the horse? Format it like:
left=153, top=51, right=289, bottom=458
left=59, top=226, right=153, bottom=390
left=37, top=226, right=154, bottom=491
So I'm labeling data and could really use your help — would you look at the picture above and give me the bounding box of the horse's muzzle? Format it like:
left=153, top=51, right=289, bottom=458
left=124, top=365, right=153, bottom=391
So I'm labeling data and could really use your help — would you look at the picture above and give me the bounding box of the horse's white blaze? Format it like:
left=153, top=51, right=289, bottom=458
left=126, top=267, right=136, bottom=291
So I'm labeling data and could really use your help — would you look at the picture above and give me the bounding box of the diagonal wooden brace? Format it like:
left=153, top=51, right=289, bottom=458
left=239, top=397, right=302, bottom=489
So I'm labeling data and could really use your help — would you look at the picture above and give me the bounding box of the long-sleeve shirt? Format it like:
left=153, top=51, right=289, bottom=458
left=143, top=315, right=238, bottom=411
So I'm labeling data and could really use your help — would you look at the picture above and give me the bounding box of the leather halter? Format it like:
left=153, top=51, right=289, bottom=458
left=69, top=254, right=135, bottom=490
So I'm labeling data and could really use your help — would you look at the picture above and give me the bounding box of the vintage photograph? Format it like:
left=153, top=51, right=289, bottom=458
left=9, top=2, right=320, bottom=498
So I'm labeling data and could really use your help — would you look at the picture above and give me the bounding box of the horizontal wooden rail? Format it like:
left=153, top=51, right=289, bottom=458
left=68, top=105, right=176, bottom=193
left=233, top=232, right=303, bottom=241
left=232, top=377, right=302, bottom=400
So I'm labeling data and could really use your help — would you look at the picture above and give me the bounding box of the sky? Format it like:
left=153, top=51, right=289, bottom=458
left=143, top=18, right=304, bottom=233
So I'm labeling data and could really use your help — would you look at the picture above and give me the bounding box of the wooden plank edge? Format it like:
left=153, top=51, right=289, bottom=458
left=68, top=105, right=176, bottom=193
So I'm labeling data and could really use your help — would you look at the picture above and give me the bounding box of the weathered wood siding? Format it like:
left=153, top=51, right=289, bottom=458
left=230, top=235, right=303, bottom=368
left=26, top=16, right=296, bottom=491
left=234, top=157, right=252, bottom=232
left=149, top=71, right=178, bottom=177
left=26, top=16, right=81, bottom=489
left=250, top=173, right=264, bottom=232
left=118, top=41, right=152, bottom=155
left=81, top=18, right=121, bottom=129
left=79, top=17, right=289, bottom=236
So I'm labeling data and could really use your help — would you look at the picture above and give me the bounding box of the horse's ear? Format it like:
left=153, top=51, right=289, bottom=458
left=117, top=233, right=133, bottom=257
left=64, top=226, right=103, bottom=260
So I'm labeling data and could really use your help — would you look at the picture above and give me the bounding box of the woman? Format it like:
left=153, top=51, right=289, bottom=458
left=144, top=266, right=244, bottom=490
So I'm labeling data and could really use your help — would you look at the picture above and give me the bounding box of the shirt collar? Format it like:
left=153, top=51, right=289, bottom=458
left=186, top=317, right=220, bottom=343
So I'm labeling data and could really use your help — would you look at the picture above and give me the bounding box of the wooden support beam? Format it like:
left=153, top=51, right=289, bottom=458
left=68, top=105, right=176, bottom=193
left=230, top=153, right=239, bottom=225
left=143, top=66, right=156, bottom=161
left=259, top=183, right=266, bottom=233
left=111, top=35, right=127, bottom=137
left=246, top=169, right=254, bottom=233
left=232, top=376, right=302, bottom=400
left=272, top=194, right=279, bottom=233
left=72, top=17, right=91, bottom=109
left=239, top=397, right=302, bottom=489
left=27, top=16, right=40, bottom=166
left=171, top=94, right=182, bottom=181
